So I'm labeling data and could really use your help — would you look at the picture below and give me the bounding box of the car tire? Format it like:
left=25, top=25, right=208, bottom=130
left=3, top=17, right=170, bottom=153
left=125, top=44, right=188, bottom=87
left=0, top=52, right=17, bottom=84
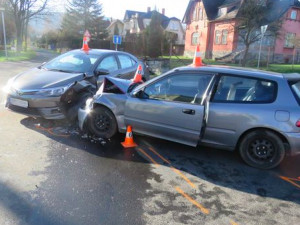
left=87, top=106, right=117, bottom=139
left=239, top=130, right=285, bottom=169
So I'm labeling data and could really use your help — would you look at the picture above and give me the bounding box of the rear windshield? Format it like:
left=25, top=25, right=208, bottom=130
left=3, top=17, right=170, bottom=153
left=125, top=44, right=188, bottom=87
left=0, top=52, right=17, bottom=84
left=290, top=81, right=300, bottom=104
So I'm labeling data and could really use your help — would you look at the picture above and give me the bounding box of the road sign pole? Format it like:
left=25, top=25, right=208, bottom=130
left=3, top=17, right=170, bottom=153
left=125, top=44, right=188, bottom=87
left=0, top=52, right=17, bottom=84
left=1, top=10, right=7, bottom=58
left=113, top=35, right=122, bottom=51
left=257, top=25, right=268, bottom=69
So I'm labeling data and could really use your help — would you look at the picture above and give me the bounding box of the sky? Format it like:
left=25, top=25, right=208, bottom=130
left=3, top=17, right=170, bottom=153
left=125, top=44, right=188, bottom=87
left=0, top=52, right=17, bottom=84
left=52, top=0, right=190, bottom=20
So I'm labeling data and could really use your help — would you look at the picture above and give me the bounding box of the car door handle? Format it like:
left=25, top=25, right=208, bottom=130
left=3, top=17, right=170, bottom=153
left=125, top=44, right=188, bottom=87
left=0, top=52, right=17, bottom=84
left=182, top=109, right=195, bottom=115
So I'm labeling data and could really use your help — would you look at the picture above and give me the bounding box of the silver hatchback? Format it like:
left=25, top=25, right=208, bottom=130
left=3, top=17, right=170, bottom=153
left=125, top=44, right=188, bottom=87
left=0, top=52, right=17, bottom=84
left=79, top=66, right=300, bottom=169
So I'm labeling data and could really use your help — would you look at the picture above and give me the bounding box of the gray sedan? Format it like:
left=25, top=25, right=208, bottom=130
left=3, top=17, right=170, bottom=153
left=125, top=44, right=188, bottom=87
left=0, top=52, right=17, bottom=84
left=78, top=66, right=300, bottom=169
left=4, top=49, right=149, bottom=120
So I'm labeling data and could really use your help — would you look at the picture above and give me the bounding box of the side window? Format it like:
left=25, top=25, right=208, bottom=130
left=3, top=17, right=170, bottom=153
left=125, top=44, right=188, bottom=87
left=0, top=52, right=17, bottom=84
left=212, top=75, right=276, bottom=103
left=144, top=73, right=212, bottom=104
left=97, top=56, right=119, bottom=72
left=118, top=55, right=133, bottom=69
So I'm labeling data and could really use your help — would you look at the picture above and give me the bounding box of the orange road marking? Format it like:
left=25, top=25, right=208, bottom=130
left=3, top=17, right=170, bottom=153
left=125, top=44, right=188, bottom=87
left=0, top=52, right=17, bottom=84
left=230, top=220, right=240, bottom=225
left=148, top=146, right=171, bottom=164
left=145, top=146, right=196, bottom=189
left=34, top=124, right=70, bottom=138
left=279, top=176, right=300, bottom=189
left=175, top=186, right=209, bottom=215
left=136, top=148, right=160, bottom=167
left=171, top=167, right=196, bottom=189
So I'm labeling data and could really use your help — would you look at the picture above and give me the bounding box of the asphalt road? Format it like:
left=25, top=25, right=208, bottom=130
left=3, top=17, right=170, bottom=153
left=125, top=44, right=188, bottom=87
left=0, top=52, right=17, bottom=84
left=0, top=50, right=299, bottom=225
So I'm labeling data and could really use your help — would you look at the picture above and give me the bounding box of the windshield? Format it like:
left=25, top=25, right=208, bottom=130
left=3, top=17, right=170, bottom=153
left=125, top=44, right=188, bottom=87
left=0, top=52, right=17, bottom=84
left=43, top=52, right=101, bottom=73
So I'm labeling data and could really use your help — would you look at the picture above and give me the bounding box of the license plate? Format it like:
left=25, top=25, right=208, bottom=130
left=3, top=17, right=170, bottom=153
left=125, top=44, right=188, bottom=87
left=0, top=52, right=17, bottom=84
left=9, top=98, right=28, bottom=108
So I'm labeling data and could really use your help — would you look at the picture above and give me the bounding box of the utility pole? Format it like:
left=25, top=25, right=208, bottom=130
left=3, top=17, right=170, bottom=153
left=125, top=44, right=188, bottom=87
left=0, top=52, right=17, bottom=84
left=257, top=25, right=268, bottom=69
left=0, top=6, right=7, bottom=58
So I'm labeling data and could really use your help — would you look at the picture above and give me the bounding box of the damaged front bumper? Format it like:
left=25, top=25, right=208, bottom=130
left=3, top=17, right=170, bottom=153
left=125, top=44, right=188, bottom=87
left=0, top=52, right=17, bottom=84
left=6, top=94, right=66, bottom=119
left=78, top=107, right=89, bottom=131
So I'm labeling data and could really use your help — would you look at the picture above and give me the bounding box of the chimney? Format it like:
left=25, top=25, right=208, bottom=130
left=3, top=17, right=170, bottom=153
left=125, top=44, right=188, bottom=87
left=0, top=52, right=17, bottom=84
left=147, top=7, right=151, bottom=13
left=162, top=8, right=165, bottom=15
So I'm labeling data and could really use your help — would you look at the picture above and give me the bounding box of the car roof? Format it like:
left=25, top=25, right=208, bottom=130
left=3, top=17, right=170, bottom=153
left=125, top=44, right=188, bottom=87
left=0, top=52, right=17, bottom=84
left=69, top=49, right=135, bottom=57
left=282, top=73, right=300, bottom=83
left=174, top=65, right=284, bottom=80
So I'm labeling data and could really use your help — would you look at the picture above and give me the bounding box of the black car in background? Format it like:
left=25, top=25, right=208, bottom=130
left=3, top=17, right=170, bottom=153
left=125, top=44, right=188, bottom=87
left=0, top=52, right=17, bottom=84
left=4, top=49, right=149, bottom=120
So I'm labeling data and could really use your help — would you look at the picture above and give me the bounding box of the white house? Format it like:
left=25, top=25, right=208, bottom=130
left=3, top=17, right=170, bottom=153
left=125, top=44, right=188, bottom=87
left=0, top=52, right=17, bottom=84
left=107, top=8, right=185, bottom=45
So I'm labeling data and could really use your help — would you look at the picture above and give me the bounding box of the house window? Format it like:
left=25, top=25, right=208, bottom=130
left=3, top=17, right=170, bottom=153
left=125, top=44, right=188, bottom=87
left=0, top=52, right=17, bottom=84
left=291, top=10, right=297, bottom=20
left=285, top=33, right=295, bottom=48
left=218, top=7, right=227, bottom=17
left=222, top=30, right=228, bottom=44
left=215, top=30, right=222, bottom=45
left=193, top=7, right=197, bottom=20
left=199, top=8, right=203, bottom=20
left=191, top=32, right=199, bottom=45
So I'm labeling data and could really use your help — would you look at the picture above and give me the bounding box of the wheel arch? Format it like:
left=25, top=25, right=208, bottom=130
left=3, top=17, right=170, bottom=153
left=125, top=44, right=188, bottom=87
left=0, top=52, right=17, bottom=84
left=92, top=102, right=121, bottom=131
left=236, top=127, right=290, bottom=153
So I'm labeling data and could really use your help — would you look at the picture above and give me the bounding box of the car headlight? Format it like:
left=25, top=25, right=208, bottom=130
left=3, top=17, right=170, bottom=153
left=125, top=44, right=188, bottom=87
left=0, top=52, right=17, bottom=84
left=85, top=98, right=93, bottom=109
left=37, top=85, right=71, bottom=97
left=84, top=98, right=94, bottom=113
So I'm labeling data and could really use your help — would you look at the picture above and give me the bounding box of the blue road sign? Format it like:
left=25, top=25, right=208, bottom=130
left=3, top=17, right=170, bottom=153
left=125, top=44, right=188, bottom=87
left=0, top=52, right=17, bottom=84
left=113, top=35, right=122, bottom=45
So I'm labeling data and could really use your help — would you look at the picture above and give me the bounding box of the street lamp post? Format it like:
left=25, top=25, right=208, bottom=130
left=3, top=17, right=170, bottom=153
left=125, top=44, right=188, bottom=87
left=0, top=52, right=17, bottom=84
left=257, top=25, right=268, bottom=69
left=0, top=7, right=7, bottom=58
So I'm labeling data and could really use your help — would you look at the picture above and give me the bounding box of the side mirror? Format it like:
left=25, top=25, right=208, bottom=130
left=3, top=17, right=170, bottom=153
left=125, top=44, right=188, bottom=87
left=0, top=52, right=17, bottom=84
left=132, top=89, right=149, bottom=99
left=94, top=68, right=110, bottom=77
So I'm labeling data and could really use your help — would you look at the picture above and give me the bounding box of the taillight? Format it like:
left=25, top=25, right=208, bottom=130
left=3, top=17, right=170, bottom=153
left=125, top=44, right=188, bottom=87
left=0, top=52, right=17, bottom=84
left=296, top=120, right=300, bottom=127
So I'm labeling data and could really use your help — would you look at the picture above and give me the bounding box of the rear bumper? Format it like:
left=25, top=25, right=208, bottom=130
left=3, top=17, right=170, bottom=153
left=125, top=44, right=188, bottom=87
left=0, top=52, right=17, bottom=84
left=283, top=132, right=300, bottom=156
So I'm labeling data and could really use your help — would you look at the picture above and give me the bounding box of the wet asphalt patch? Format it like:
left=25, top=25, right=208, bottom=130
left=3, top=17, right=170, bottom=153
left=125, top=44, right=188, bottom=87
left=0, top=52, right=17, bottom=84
left=15, top=116, right=300, bottom=225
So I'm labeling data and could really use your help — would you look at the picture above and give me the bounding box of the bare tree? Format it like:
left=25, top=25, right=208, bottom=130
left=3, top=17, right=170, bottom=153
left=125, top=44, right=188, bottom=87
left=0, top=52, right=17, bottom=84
left=8, top=0, right=49, bottom=52
left=236, top=0, right=282, bottom=66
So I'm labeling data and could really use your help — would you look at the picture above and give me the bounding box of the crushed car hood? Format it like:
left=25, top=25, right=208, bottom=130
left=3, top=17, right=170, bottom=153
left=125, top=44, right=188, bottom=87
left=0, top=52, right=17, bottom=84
left=12, top=68, right=85, bottom=90
left=104, top=77, right=133, bottom=93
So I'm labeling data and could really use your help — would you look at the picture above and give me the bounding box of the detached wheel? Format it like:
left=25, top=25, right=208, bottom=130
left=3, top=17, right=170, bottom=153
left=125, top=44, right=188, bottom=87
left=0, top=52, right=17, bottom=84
left=87, top=106, right=117, bottom=139
left=239, top=130, right=285, bottom=169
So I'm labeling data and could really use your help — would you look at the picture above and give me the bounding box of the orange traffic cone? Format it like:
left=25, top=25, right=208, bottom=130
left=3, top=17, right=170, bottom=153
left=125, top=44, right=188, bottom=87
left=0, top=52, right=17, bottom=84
left=82, top=36, right=90, bottom=51
left=121, top=126, right=137, bottom=148
left=132, top=64, right=143, bottom=83
left=192, top=45, right=203, bottom=67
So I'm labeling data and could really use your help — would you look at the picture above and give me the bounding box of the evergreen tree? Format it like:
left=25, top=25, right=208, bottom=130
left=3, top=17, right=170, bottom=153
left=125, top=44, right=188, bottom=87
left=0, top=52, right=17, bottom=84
left=147, top=11, right=163, bottom=58
left=61, top=0, right=108, bottom=43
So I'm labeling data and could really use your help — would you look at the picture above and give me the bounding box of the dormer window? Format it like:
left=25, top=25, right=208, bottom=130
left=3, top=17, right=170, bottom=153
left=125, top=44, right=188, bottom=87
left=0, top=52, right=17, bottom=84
left=199, top=8, right=203, bottom=20
left=193, top=6, right=197, bottom=20
left=291, top=10, right=297, bottom=20
left=218, top=8, right=227, bottom=17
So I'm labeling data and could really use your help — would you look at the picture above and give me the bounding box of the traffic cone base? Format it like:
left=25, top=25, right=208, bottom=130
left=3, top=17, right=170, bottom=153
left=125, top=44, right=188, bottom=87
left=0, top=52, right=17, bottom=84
left=121, top=126, right=137, bottom=148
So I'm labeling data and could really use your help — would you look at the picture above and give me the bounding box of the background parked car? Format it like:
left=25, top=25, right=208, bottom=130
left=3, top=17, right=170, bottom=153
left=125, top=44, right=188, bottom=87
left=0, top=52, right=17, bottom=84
left=4, top=49, right=149, bottom=120
left=79, top=66, right=300, bottom=169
